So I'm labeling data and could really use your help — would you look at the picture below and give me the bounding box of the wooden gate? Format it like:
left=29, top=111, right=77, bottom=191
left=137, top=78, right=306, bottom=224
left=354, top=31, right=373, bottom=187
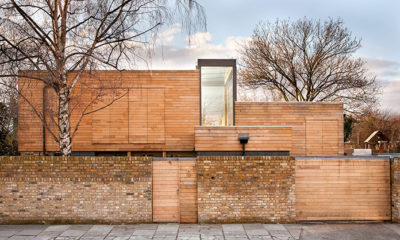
left=296, top=157, right=391, bottom=221
left=152, top=158, right=197, bottom=223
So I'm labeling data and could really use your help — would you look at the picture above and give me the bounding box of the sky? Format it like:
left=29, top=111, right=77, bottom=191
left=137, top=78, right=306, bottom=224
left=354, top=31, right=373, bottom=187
left=139, top=0, right=400, bottom=113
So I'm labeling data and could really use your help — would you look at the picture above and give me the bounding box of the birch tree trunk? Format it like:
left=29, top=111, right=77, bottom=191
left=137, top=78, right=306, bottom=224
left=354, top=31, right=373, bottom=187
left=58, top=87, right=72, bottom=156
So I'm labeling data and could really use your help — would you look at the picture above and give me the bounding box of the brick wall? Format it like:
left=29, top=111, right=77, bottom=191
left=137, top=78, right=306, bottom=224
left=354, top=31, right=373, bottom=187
left=197, top=156, right=296, bottom=223
left=392, top=157, right=400, bottom=222
left=0, top=156, right=152, bottom=224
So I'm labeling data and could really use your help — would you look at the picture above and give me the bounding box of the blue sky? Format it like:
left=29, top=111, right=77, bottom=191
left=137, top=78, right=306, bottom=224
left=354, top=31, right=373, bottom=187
left=143, top=0, right=400, bottom=113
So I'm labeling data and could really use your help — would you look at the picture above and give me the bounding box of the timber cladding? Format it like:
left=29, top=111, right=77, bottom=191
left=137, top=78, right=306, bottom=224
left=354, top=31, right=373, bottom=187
left=152, top=159, right=198, bottom=223
left=0, top=156, right=152, bottom=224
left=195, top=126, right=292, bottom=152
left=197, top=156, right=296, bottom=223
left=18, top=70, right=200, bottom=152
left=235, top=102, right=344, bottom=156
left=296, top=156, right=391, bottom=221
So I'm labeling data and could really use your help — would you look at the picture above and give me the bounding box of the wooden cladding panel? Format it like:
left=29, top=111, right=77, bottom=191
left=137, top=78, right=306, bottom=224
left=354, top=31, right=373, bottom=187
left=235, top=102, right=344, bottom=156
left=18, top=79, right=44, bottom=152
left=129, top=88, right=148, bottom=143
left=179, top=160, right=197, bottom=223
left=153, top=161, right=179, bottom=222
left=306, top=120, right=339, bottom=156
left=92, top=90, right=129, bottom=144
left=18, top=71, right=199, bottom=152
left=44, top=88, right=59, bottom=149
left=195, top=126, right=292, bottom=152
left=153, top=159, right=197, bottom=223
left=147, top=88, right=165, bottom=144
left=296, top=157, right=391, bottom=221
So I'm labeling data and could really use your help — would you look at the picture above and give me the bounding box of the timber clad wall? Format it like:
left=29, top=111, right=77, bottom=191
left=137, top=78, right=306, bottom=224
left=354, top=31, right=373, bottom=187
left=296, top=157, right=391, bottom=221
left=197, top=156, right=296, bottom=223
left=194, top=126, right=292, bottom=152
left=0, top=156, right=152, bottom=224
left=235, top=102, right=344, bottom=156
left=392, top=157, right=400, bottom=222
left=18, top=71, right=344, bottom=156
left=18, top=70, right=200, bottom=152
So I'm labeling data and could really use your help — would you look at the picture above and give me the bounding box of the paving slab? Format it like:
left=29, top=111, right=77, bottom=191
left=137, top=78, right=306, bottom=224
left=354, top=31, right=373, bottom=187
left=59, top=229, right=86, bottom=237
left=131, top=229, right=156, bottom=236
left=152, top=236, right=177, bottom=240
left=243, top=224, right=269, bottom=236
left=283, top=224, right=302, bottom=240
left=157, top=224, right=179, bottom=233
left=222, top=224, right=246, bottom=237
left=129, top=236, right=153, bottom=240
left=0, top=230, right=18, bottom=237
left=154, top=223, right=179, bottom=238
left=263, top=224, right=286, bottom=231
left=44, top=225, right=71, bottom=232
left=382, top=223, right=400, bottom=235
left=200, top=235, right=224, bottom=240
left=87, top=225, right=114, bottom=233
left=107, top=229, right=134, bottom=237
left=248, top=236, right=273, bottom=240
left=105, top=237, right=130, bottom=240
left=67, top=225, right=93, bottom=231
left=200, top=228, right=223, bottom=236
left=300, top=223, right=400, bottom=240
left=224, top=236, right=249, bottom=240
left=268, top=229, right=292, bottom=237
left=15, top=229, right=43, bottom=236
left=33, top=231, right=62, bottom=240
left=55, top=237, right=81, bottom=240
left=176, top=235, right=200, bottom=240
left=179, top=224, right=200, bottom=233
left=135, top=224, right=158, bottom=230
left=80, top=237, right=105, bottom=240
left=0, top=226, right=20, bottom=231
left=9, top=236, right=35, bottom=240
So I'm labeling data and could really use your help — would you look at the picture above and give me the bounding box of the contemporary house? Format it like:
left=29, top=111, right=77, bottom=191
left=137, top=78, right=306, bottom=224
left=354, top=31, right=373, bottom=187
left=18, top=59, right=344, bottom=156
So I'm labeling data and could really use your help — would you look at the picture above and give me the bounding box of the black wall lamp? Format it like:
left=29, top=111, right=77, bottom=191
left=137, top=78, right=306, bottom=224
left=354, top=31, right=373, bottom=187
left=238, top=133, right=249, bottom=156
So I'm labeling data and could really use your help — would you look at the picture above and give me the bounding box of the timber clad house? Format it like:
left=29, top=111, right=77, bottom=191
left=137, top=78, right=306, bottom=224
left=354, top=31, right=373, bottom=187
left=9, top=59, right=400, bottom=225
left=18, top=59, right=344, bottom=156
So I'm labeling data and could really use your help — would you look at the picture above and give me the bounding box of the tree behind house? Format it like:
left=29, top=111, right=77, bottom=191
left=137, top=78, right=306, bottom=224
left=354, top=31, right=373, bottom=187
left=239, top=18, right=379, bottom=112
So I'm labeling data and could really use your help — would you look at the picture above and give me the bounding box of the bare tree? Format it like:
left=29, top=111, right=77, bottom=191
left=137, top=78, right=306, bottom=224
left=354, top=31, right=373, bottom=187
left=239, top=18, right=379, bottom=112
left=0, top=0, right=205, bottom=155
left=351, top=108, right=400, bottom=152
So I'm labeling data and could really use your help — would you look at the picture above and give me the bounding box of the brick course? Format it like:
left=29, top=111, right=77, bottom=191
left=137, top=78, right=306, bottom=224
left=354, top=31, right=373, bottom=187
left=0, top=156, right=152, bottom=224
left=392, top=157, right=400, bottom=222
left=197, top=156, right=296, bottom=223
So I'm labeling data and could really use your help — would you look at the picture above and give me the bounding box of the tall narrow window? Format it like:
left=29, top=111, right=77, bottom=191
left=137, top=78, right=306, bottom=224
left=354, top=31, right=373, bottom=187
left=199, top=59, right=236, bottom=126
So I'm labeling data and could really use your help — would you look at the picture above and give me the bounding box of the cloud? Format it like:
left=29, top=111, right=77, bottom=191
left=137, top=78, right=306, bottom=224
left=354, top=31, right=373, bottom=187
left=138, top=26, right=249, bottom=69
left=380, top=78, right=400, bottom=114
left=153, top=23, right=181, bottom=45
left=363, top=57, right=400, bottom=79
left=360, top=57, right=400, bottom=113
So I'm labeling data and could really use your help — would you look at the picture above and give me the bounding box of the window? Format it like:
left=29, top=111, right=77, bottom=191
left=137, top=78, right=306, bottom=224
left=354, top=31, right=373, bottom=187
left=199, top=59, right=236, bottom=126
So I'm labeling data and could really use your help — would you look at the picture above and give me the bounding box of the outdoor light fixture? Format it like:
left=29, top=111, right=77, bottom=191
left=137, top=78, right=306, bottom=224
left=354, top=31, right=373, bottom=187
left=238, top=133, right=250, bottom=156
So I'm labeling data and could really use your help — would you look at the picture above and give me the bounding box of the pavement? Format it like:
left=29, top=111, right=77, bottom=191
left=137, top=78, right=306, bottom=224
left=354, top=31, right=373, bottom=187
left=0, top=223, right=399, bottom=240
